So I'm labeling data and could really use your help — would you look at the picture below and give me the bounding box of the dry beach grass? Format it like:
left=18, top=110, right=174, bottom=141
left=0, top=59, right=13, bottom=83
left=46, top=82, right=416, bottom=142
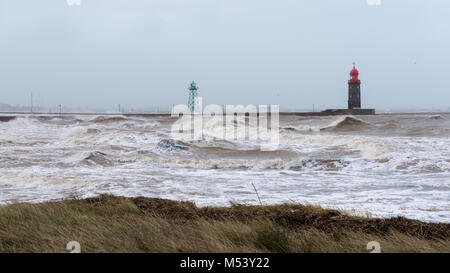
left=0, top=195, right=448, bottom=253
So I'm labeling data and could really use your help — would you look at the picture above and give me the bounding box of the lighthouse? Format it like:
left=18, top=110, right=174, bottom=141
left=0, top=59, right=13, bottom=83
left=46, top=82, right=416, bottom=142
left=188, top=81, right=200, bottom=113
left=348, top=64, right=361, bottom=109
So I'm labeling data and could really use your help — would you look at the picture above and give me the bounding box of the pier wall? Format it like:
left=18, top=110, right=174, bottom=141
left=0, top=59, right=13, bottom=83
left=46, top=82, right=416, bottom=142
left=0, top=109, right=376, bottom=121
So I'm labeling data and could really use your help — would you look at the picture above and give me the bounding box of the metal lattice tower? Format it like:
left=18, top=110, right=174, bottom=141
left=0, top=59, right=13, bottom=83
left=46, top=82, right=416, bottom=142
left=188, top=81, right=199, bottom=113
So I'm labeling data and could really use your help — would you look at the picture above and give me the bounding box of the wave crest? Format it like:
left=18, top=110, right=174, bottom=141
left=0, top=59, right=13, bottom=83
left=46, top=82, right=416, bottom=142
left=66, top=151, right=115, bottom=166
left=321, top=116, right=370, bottom=132
left=89, top=116, right=129, bottom=124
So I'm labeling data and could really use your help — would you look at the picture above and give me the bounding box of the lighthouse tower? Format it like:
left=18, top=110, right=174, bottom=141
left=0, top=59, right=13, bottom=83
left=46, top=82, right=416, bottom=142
left=348, top=64, right=361, bottom=109
left=188, top=81, right=199, bottom=113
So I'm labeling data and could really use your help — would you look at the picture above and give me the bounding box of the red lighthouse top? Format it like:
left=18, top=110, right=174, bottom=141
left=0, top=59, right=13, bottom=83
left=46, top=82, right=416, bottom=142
left=349, top=63, right=360, bottom=83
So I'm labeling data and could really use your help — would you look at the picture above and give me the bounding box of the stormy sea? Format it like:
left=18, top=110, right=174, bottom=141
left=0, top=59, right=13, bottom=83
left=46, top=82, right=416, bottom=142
left=0, top=113, right=449, bottom=222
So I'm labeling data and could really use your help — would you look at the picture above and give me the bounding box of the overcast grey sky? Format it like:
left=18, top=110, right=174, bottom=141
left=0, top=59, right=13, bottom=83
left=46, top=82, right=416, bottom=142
left=0, top=0, right=449, bottom=110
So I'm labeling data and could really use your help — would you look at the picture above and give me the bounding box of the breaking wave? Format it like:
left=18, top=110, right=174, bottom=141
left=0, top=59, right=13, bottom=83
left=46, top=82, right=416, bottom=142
left=0, top=116, right=16, bottom=123
left=32, top=116, right=83, bottom=125
left=1, top=113, right=449, bottom=222
left=321, top=116, right=371, bottom=132
left=89, top=116, right=130, bottom=124
left=152, top=139, right=190, bottom=154
left=65, top=151, right=116, bottom=166
left=429, top=115, right=444, bottom=120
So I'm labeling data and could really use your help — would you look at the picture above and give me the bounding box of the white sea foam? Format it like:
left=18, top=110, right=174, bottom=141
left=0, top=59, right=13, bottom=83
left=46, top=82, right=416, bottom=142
left=0, top=114, right=449, bottom=222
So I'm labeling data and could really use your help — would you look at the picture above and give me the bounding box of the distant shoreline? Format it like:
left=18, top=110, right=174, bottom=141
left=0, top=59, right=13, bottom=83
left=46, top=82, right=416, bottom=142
left=1, top=110, right=449, bottom=118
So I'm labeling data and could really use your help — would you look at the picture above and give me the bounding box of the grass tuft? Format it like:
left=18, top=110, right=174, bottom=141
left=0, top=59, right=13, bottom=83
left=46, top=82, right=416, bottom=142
left=0, top=195, right=448, bottom=253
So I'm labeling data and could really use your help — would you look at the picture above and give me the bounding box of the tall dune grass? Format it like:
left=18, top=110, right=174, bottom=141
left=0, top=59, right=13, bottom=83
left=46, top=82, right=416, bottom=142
left=0, top=195, right=448, bottom=253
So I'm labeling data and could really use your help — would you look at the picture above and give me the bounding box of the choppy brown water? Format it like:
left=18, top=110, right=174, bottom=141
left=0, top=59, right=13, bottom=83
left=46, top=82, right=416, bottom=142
left=0, top=113, right=449, bottom=222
